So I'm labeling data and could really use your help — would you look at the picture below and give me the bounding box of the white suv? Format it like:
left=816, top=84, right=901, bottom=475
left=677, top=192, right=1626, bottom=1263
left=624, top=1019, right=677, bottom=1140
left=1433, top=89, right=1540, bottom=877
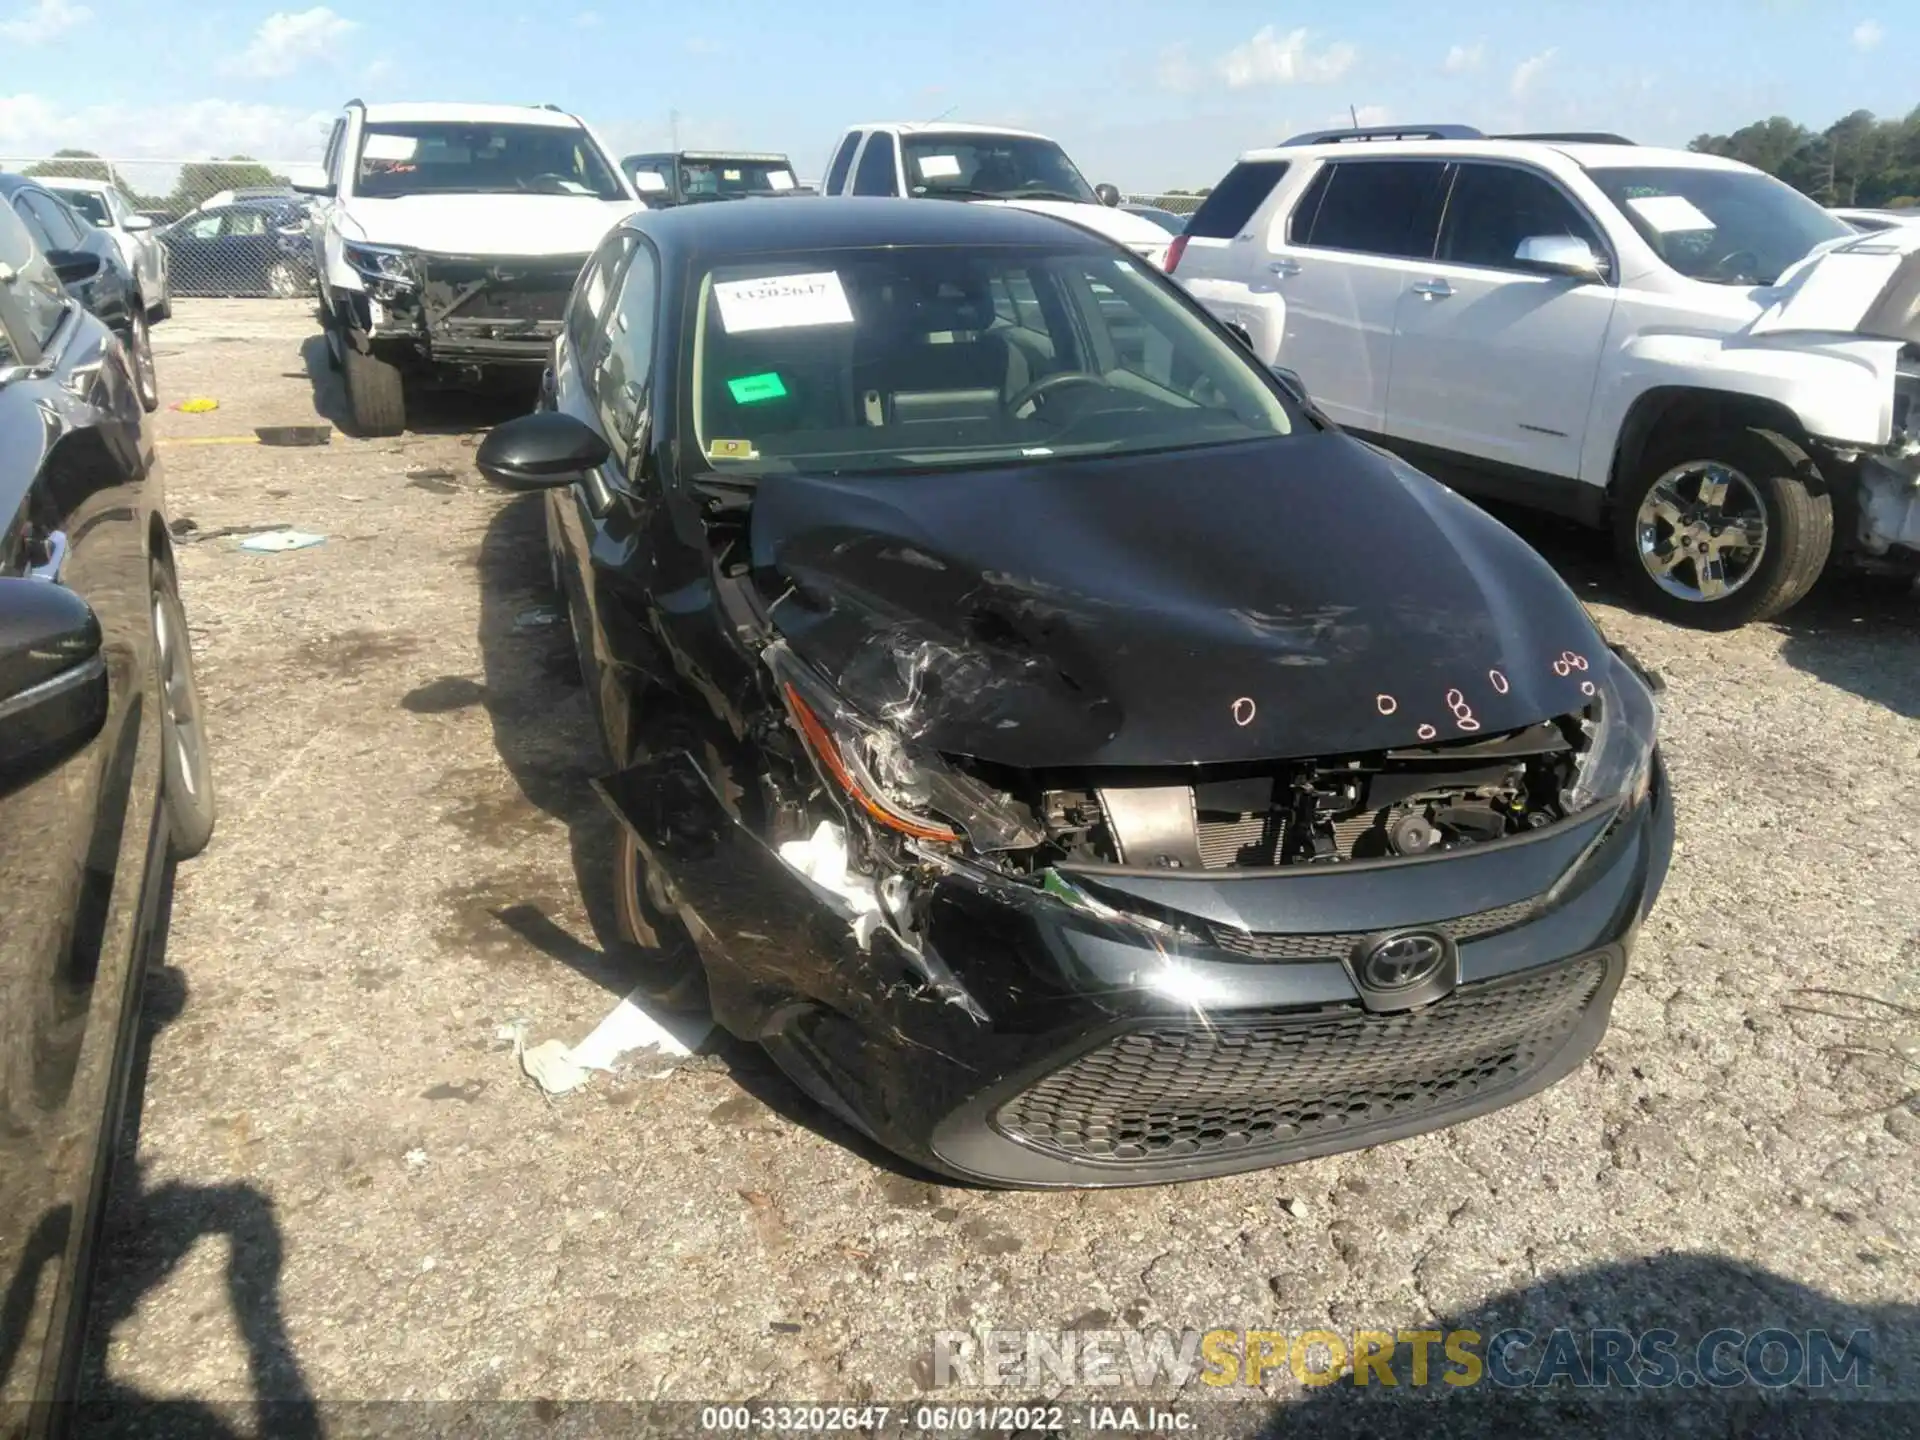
left=1171, top=124, right=1920, bottom=628
left=820, top=122, right=1175, bottom=270
left=299, top=101, right=639, bottom=435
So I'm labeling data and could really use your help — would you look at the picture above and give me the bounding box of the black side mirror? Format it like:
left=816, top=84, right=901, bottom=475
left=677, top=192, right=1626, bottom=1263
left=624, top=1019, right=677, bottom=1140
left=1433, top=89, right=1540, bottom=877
left=46, top=249, right=102, bottom=285
left=1268, top=364, right=1310, bottom=405
left=0, top=578, right=107, bottom=782
left=1094, top=183, right=1121, bottom=207
left=476, top=412, right=612, bottom=490
left=291, top=179, right=336, bottom=198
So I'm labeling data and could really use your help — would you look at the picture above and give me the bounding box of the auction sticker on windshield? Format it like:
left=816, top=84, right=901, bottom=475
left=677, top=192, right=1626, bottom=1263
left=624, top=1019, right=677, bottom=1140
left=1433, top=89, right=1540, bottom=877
left=634, top=172, right=669, bottom=193
left=1627, top=194, right=1715, bottom=233
left=363, top=134, right=418, bottom=161
left=714, top=272, right=854, bottom=333
left=916, top=155, right=962, bottom=179
left=767, top=171, right=795, bottom=191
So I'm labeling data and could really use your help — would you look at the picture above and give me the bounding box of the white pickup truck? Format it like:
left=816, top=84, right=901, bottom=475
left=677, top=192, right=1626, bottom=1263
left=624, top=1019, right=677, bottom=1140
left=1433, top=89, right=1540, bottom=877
left=819, top=122, right=1175, bottom=270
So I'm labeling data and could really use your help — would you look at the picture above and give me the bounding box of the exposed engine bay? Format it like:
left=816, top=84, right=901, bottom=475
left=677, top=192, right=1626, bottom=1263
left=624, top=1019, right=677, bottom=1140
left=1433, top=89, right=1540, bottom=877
left=970, top=720, right=1579, bottom=875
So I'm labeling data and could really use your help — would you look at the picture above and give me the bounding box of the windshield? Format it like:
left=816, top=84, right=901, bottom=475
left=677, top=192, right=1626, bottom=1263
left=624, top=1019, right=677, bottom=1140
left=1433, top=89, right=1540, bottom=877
left=690, top=243, right=1295, bottom=478
left=1587, top=164, right=1852, bottom=286
left=46, top=187, right=110, bottom=227
left=899, top=133, right=1096, bottom=203
left=637, top=157, right=796, bottom=201
left=355, top=122, right=625, bottom=199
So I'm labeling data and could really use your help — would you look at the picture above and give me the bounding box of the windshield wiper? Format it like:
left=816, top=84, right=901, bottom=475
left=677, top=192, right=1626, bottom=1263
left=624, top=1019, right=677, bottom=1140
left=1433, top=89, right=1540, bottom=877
left=1010, top=188, right=1086, bottom=202
left=920, top=186, right=1009, bottom=201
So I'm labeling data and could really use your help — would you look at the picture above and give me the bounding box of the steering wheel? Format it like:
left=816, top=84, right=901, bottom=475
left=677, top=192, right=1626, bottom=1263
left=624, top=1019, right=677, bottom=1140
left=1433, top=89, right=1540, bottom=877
left=1006, top=371, right=1113, bottom=418
left=1705, top=248, right=1761, bottom=283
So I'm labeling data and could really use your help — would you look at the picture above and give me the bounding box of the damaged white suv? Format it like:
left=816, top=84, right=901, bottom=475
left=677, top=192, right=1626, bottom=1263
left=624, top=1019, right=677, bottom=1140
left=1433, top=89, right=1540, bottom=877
left=299, top=101, right=639, bottom=434
left=1171, top=125, right=1920, bottom=627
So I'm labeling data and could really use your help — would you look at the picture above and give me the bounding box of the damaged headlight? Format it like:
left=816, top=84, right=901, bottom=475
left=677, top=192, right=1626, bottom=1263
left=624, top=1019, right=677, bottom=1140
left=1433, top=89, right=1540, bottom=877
left=1563, top=651, right=1660, bottom=815
left=769, top=647, right=1044, bottom=852
left=342, top=242, right=420, bottom=288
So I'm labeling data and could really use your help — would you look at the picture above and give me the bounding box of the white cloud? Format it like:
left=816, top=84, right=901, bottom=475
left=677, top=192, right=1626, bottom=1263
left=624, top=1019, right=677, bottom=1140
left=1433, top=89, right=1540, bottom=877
left=1443, top=41, right=1484, bottom=74
left=1851, top=19, right=1883, bottom=50
left=1219, top=26, right=1356, bottom=88
left=0, top=0, right=92, bottom=46
left=1510, top=47, right=1558, bottom=100
left=0, top=93, right=333, bottom=166
left=1157, top=42, right=1200, bottom=93
left=224, top=6, right=358, bottom=79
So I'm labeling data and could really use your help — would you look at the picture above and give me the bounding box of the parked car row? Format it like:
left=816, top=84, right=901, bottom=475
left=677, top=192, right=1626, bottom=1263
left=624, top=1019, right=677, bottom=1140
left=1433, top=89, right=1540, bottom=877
left=0, top=196, right=214, bottom=1425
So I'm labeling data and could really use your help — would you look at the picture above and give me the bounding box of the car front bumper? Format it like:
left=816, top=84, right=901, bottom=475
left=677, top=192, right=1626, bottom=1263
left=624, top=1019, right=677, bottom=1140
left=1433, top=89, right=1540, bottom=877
left=599, top=751, right=1673, bottom=1189
left=350, top=251, right=588, bottom=365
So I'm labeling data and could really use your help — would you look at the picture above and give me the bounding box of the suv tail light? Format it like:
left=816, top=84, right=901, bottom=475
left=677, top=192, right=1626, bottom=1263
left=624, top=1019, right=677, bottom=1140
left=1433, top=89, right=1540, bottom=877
left=1165, top=234, right=1189, bottom=273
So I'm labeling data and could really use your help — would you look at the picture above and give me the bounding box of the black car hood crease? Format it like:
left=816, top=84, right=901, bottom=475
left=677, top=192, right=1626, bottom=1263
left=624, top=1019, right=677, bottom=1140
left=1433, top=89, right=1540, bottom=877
left=747, top=434, right=1608, bottom=769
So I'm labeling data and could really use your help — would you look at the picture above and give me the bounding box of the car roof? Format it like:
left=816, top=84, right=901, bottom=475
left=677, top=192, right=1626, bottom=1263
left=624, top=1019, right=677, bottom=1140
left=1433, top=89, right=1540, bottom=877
left=1232, top=136, right=1754, bottom=173
left=851, top=121, right=1049, bottom=140
left=622, top=194, right=1111, bottom=256
left=361, top=102, right=583, bottom=128
left=37, top=176, right=115, bottom=192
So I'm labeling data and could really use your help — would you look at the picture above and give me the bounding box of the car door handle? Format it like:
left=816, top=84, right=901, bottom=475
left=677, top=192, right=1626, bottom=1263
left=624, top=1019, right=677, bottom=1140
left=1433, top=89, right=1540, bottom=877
left=26, top=529, right=67, bottom=583
left=1267, top=258, right=1301, bottom=277
left=1411, top=278, right=1454, bottom=299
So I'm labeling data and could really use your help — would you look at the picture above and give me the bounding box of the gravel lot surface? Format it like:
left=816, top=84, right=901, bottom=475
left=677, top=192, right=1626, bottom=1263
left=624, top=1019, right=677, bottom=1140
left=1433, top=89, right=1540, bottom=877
left=77, top=301, right=1920, bottom=1436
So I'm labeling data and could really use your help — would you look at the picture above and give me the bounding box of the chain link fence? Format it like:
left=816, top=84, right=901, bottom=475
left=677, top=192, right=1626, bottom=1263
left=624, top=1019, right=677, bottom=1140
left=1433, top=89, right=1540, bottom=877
left=1121, top=192, right=1206, bottom=216
left=1, top=157, right=317, bottom=299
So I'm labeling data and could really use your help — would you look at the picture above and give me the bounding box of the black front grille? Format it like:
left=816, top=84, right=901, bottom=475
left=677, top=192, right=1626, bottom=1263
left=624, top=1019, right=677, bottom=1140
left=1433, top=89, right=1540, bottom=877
left=1205, top=895, right=1540, bottom=960
left=996, top=952, right=1609, bottom=1167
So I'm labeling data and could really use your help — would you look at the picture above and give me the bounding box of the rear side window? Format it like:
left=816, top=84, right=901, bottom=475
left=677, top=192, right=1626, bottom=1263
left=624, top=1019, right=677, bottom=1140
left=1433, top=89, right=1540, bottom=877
left=1291, top=160, right=1449, bottom=259
left=1186, top=161, right=1290, bottom=239
left=824, top=133, right=860, bottom=195
left=852, top=133, right=900, bottom=196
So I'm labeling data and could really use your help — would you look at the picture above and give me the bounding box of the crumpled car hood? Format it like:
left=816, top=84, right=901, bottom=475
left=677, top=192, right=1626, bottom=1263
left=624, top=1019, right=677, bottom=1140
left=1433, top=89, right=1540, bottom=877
left=1750, top=224, right=1920, bottom=344
left=747, top=434, right=1608, bottom=769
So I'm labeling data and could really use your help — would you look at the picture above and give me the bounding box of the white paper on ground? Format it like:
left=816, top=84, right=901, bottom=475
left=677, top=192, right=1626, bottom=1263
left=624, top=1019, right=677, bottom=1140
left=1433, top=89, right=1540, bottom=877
left=714, top=271, right=854, bottom=333
left=362, top=134, right=418, bottom=162
left=916, top=155, right=962, bottom=179
left=766, top=170, right=796, bottom=191
left=239, top=529, right=326, bottom=552
left=1628, top=194, right=1715, bottom=233
left=514, top=989, right=712, bottom=1096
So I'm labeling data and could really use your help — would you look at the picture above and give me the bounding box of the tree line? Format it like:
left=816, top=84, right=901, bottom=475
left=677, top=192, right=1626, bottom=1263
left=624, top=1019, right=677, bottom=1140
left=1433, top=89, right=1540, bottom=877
left=1688, top=106, right=1919, bottom=207
left=18, top=149, right=288, bottom=218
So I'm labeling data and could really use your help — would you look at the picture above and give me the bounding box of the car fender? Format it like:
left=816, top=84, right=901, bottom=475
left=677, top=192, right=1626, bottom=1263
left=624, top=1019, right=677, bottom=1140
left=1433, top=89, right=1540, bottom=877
left=1177, top=276, right=1286, bottom=366
left=1581, top=330, right=1900, bottom=485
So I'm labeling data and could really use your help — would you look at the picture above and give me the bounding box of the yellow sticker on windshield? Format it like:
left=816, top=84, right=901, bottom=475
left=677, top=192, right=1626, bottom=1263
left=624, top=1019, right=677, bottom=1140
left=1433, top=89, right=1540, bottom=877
left=708, top=438, right=758, bottom=460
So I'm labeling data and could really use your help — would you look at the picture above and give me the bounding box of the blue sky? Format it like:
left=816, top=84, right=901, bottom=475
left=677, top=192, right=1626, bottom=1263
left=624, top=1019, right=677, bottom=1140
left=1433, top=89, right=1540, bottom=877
left=0, top=0, right=1910, bottom=190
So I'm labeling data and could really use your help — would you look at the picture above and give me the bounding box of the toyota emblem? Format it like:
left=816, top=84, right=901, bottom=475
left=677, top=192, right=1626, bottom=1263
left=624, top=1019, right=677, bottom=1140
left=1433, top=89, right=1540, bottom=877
left=1356, top=931, right=1449, bottom=991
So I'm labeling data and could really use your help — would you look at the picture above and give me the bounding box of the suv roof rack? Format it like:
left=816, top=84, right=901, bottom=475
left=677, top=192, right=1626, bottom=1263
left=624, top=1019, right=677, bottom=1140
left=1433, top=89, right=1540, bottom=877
left=1279, top=123, right=1483, bottom=147
left=1499, top=131, right=1635, bottom=145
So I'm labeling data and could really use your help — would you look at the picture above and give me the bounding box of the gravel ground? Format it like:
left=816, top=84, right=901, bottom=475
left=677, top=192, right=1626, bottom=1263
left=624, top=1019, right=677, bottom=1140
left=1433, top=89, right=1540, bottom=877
left=76, top=301, right=1920, bottom=1436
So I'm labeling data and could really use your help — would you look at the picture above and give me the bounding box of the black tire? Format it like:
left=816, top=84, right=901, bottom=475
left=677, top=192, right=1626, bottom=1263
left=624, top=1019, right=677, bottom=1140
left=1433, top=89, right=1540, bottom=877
left=343, top=344, right=406, bottom=436
left=612, top=824, right=709, bottom=1013
left=1613, top=425, right=1832, bottom=630
left=152, top=560, right=216, bottom=858
left=126, top=307, right=159, bottom=413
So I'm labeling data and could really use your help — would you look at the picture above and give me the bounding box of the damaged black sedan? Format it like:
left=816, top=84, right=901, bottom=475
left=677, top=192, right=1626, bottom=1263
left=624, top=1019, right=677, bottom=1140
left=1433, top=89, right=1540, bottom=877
left=479, top=198, right=1674, bottom=1188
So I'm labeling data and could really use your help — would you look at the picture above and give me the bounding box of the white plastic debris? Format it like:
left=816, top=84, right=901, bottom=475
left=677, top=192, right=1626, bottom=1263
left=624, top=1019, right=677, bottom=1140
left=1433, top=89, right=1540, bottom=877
left=239, top=528, right=326, bottom=552
left=778, top=820, right=885, bottom=948
left=404, top=1148, right=428, bottom=1168
left=513, top=989, right=712, bottom=1097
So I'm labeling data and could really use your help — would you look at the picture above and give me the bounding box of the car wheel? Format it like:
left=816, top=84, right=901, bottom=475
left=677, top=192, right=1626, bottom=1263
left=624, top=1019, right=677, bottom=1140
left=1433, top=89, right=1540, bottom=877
left=266, top=259, right=303, bottom=299
left=1613, top=426, right=1832, bottom=629
left=126, top=308, right=160, bottom=413
left=342, top=345, right=406, bottom=436
left=612, top=824, right=710, bottom=1013
left=152, top=560, right=216, bottom=858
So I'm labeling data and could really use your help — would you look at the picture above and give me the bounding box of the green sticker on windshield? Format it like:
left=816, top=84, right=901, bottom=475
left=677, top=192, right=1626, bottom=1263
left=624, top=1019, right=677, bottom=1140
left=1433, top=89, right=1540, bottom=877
left=728, top=371, right=788, bottom=404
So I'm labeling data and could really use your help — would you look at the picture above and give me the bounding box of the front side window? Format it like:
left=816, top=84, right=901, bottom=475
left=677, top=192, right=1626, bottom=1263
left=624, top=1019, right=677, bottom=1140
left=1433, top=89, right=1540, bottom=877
left=898, top=132, right=1096, bottom=204
left=353, top=122, right=625, bottom=200
left=596, top=248, right=658, bottom=463
left=0, top=201, right=68, bottom=358
left=823, top=133, right=860, bottom=195
left=180, top=212, right=223, bottom=240
left=18, top=192, right=84, bottom=252
left=1439, top=163, right=1607, bottom=273
left=687, top=243, right=1296, bottom=478
left=1585, top=164, right=1851, bottom=286
left=852, top=134, right=901, bottom=197
left=47, top=187, right=111, bottom=229
left=1292, top=160, right=1449, bottom=259
left=226, top=209, right=268, bottom=238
